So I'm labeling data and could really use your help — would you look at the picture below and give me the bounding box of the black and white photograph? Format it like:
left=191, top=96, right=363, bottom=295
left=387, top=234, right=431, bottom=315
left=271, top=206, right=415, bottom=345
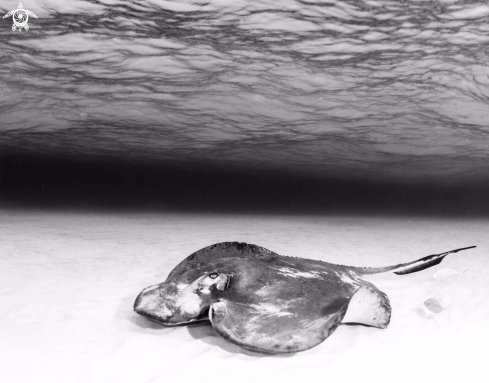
left=1, top=1, right=488, bottom=382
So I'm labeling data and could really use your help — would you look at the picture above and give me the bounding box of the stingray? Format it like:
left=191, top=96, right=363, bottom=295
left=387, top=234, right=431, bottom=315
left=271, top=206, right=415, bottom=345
left=134, top=242, right=475, bottom=354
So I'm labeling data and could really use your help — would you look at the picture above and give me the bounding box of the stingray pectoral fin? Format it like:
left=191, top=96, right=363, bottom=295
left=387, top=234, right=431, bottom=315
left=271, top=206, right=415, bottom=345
left=341, top=285, right=391, bottom=329
left=209, top=299, right=349, bottom=354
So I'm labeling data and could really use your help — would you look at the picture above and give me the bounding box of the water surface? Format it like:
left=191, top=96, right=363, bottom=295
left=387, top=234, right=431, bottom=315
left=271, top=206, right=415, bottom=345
left=2, top=0, right=489, bottom=183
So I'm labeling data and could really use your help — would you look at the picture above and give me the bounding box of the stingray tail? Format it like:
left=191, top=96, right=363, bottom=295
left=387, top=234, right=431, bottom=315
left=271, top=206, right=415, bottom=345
left=357, top=246, right=476, bottom=277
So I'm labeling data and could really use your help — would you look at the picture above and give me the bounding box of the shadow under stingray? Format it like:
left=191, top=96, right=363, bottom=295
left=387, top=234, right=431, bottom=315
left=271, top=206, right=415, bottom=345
left=119, top=292, right=277, bottom=356
left=118, top=295, right=165, bottom=330
left=123, top=294, right=291, bottom=356
left=119, top=287, right=382, bottom=355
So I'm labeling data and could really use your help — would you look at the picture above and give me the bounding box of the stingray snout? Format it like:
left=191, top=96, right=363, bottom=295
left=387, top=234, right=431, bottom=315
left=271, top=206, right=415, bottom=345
left=135, top=271, right=233, bottom=326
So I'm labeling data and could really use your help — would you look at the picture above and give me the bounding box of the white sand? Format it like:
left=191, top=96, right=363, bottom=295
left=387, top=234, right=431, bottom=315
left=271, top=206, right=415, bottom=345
left=1, top=210, right=487, bottom=383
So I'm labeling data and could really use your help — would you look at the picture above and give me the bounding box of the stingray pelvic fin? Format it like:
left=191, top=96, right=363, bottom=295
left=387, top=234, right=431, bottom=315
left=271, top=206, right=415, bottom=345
left=341, top=285, right=391, bottom=328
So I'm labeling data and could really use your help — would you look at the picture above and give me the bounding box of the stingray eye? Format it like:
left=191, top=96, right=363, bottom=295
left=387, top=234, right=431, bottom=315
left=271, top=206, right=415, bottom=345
left=209, top=272, right=219, bottom=279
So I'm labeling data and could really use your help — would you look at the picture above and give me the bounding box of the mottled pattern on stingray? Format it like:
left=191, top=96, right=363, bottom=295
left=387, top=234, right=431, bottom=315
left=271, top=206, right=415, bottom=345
left=166, top=243, right=476, bottom=283
left=201, top=256, right=357, bottom=354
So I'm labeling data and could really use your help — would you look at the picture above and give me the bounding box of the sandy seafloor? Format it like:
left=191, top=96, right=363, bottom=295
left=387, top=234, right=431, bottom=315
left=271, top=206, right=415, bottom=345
left=1, top=210, right=488, bottom=383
